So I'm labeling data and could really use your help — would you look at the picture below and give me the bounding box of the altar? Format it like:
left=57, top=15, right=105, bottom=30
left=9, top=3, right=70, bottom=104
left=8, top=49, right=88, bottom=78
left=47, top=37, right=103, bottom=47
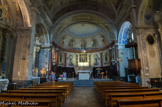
left=77, top=70, right=91, bottom=80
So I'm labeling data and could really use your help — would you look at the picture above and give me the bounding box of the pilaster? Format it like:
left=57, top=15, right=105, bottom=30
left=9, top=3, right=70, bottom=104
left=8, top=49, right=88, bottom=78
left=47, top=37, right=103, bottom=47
left=136, top=27, right=162, bottom=87
left=12, top=7, right=38, bottom=87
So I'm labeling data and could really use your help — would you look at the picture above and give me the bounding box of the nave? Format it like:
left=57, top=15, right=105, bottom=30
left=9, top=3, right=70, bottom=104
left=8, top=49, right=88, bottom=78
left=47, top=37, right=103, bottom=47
left=1, top=0, right=162, bottom=106
left=63, top=87, right=101, bottom=107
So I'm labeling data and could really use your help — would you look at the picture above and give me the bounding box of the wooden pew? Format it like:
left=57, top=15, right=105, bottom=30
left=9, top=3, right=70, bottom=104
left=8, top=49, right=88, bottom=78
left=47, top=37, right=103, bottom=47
left=27, top=86, right=72, bottom=95
left=19, top=87, right=69, bottom=96
left=0, top=93, right=63, bottom=107
left=101, top=88, right=160, bottom=101
left=2, top=82, right=73, bottom=107
left=8, top=90, right=67, bottom=101
left=0, top=97, right=53, bottom=107
left=106, top=92, right=162, bottom=107
left=94, top=81, right=162, bottom=107
left=98, top=87, right=148, bottom=96
left=117, top=98, right=162, bottom=107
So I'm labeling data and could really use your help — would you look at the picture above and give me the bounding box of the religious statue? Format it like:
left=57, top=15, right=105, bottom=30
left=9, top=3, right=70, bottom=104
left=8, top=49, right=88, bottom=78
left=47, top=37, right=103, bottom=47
left=40, top=68, right=46, bottom=78
left=94, top=54, right=98, bottom=65
left=101, top=35, right=107, bottom=46
left=92, top=39, right=97, bottom=48
left=105, top=52, right=108, bottom=62
left=69, top=39, right=75, bottom=48
left=52, top=49, right=56, bottom=61
left=69, top=55, right=73, bottom=65
left=61, top=37, right=65, bottom=46
left=81, top=40, right=86, bottom=49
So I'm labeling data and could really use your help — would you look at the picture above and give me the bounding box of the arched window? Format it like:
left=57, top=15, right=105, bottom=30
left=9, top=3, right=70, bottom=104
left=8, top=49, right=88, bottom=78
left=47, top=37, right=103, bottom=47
left=118, top=21, right=132, bottom=45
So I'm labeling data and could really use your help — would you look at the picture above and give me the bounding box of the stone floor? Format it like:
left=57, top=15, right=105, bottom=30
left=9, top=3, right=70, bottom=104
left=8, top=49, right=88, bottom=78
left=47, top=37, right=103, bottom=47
left=63, top=87, right=102, bottom=107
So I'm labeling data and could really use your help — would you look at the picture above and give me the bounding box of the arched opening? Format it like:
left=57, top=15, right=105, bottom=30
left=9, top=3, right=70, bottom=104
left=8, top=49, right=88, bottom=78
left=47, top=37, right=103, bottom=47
left=118, top=21, right=136, bottom=81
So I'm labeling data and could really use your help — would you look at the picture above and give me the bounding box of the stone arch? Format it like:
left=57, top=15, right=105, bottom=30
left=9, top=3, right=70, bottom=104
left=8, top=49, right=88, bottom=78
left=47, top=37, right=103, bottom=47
left=50, top=11, right=117, bottom=42
left=0, top=0, right=13, bottom=26
left=118, top=21, right=135, bottom=80
left=137, top=0, right=149, bottom=25
left=68, top=39, right=75, bottom=48
left=16, top=0, right=31, bottom=27
left=36, top=23, right=49, bottom=45
left=118, top=21, right=132, bottom=45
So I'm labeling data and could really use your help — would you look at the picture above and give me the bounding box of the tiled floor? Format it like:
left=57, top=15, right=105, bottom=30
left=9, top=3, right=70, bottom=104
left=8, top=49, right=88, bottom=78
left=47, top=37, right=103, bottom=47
left=63, top=87, right=102, bottom=107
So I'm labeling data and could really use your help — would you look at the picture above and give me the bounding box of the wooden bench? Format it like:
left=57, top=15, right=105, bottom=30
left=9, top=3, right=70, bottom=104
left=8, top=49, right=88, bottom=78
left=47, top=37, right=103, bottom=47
left=94, top=81, right=162, bottom=107
left=106, top=92, right=162, bottom=107
left=0, top=97, right=53, bottom=107
left=117, top=98, right=162, bottom=107
left=102, top=88, right=160, bottom=98
left=8, top=89, right=67, bottom=101
left=2, top=82, right=73, bottom=107
left=0, top=93, right=63, bottom=107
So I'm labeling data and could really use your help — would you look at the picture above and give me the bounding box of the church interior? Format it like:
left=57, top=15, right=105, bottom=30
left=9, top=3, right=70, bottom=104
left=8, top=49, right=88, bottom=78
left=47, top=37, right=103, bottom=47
left=0, top=0, right=162, bottom=106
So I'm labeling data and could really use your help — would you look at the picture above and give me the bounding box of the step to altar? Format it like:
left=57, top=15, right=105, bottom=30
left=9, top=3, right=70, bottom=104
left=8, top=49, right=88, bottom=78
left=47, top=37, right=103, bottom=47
left=73, top=80, right=94, bottom=87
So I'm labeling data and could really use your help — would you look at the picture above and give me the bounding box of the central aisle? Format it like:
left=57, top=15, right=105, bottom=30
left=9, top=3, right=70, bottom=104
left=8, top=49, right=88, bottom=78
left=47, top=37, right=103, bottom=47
left=63, top=87, right=102, bottom=107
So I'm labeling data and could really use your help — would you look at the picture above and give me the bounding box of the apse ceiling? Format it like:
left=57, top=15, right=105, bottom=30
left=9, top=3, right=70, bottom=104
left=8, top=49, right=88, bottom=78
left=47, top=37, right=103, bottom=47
left=51, top=13, right=117, bottom=43
left=66, top=23, right=100, bottom=38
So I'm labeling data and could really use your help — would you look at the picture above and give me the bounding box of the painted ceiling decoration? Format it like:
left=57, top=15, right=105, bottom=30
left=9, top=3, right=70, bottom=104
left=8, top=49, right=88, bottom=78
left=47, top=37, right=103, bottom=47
left=52, top=40, right=115, bottom=53
left=66, top=23, right=100, bottom=37
left=52, top=13, right=117, bottom=43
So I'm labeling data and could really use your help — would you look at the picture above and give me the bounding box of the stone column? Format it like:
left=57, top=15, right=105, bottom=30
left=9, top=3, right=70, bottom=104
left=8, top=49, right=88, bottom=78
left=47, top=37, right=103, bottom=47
left=89, top=54, right=91, bottom=67
left=136, top=29, right=150, bottom=87
left=100, top=53, right=103, bottom=67
left=28, top=8, right=38, bottom=81
left=136, top=27, right=161, bottom=87
left=55, top=50, right=59, bottom=66
left=157, top=28, right=162, bottom=78
left=48, top=47, right=52, bottom=76
left=64, top=53, right=66, bottom=67
left=118, top=45, right=126, bottom=78
left=12, top=8, right=38, bottom=87
left=12, top=29, right=32, bottom=86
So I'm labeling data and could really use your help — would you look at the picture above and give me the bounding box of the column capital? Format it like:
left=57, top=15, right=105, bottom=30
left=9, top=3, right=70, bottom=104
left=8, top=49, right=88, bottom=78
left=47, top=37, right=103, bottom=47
left=15, top=29, right=32, bottom=37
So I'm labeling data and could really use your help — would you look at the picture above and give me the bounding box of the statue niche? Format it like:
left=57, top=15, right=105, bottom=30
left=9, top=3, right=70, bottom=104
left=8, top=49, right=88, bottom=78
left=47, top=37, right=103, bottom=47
left=104, top=52, right=108, bottom=64
left=68, top=39, right=75, bottom=48
left=69, top=55, right=73, bottom=66
left=92, top=39, right=97, bottom=48
left=94, top=54, right=98, bottom=65
left=80, top=40, right=86, bottom=49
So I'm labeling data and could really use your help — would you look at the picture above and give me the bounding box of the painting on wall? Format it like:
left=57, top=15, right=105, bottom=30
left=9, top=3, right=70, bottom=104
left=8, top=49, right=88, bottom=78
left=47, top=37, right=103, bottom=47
left=69, top=55, right=73, bottom=66
left=59, top=54, right=63, bottom=65
left=80, top=40, right=86, bottom=49
left=79, top=54, right=87, bottom=62
left=94, top=54, right=98, bottom=65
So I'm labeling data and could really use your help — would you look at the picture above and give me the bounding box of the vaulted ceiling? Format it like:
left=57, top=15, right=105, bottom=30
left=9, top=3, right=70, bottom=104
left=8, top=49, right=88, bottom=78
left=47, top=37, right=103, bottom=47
left=30, top=0, right=133, bottom=47
left=40, top=0, right=125, bottom=23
